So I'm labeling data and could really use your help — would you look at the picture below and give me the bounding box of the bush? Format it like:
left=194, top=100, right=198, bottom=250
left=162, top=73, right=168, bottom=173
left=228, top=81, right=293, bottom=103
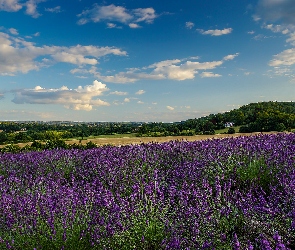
left=227, top=128, right=235, bottom=134
left=239, top=126, right=250, bottom=133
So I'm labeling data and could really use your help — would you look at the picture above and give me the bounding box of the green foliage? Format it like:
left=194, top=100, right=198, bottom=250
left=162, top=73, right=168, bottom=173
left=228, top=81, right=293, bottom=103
left=235, top=157, right=279, bottom=195
left=0, top=214, right=92, bottom=250
left=239, top=126, right=250, bottom=133
left=85, top=141, right=98, bottom=149
left=1, top=101, right=295, bottom=145
left=1, top=144, right=21, bottom=153
left=0, top=132, right=8, bottom=144
left=227, top=128, right=235, bottom=134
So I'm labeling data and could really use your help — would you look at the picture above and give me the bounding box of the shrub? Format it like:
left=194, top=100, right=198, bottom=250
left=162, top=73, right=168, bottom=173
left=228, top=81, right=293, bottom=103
left=227, top=127, right=235, bottom=134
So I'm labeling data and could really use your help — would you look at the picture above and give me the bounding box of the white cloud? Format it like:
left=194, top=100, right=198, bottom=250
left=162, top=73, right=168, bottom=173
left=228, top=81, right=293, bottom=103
left=223, top=53, right=239, bottom=61
left=9, top=28, right=18, bottom=35
left=0, top=0, right=22, bottom=11
left=24, top=0, right=45, bottom=18
left=12, top=80, right=110, bottom=111
left=0, top=0, right=45, bottom=17
left=0, top=31, right=127, bottom=75
left=71, top=54, right=238, bottom=83
left=269, top=48, right=295, bottom=66
left=129, top=23, right=141, bottom=28
left=110, top=91, right=128, bottom=95
left=200, top=72, right=221, bottom=78
left=45, top=6, right=61, bottom=13
left=256, top=0, right=295, bottom=25
left=137, top=101, right=144, bottom=104
left=185, top=21, right=194, bottom=29
left=166, top=106, right=174, bottom=111
left=135, top=89, right=145, bottom=95
left=77, top=4, right=132, bottom=24
left=197, top=28, right=233, bottom=36
left=286, top=32, right=295, bottom=45
left=133, top=8, right=157, bottom=24
left=124, top=98, right=130, bottom=102
left=255, top=0, right=295, bottom=77
left=264, top=24, right=289, bottom=33
left=77, top=4, right=158, bottom=28
left=107, top=22, right=117, bottom=28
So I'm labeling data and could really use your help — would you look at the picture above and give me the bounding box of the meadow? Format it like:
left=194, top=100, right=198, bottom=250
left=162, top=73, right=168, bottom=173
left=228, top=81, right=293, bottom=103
left=0, top=133, right=294, bottom=249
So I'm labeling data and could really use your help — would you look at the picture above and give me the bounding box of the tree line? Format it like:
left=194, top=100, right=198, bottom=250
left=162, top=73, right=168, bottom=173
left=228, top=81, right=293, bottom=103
left=0, top=101, right=294, bottom=146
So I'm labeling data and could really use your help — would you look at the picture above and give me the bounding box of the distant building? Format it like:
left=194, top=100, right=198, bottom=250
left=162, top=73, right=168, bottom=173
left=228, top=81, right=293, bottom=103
left=225, top=122, right=234, bottom=128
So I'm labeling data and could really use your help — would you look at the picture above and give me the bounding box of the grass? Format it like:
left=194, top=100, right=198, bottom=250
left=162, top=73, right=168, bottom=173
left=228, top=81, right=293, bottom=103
left=215, top=126, right=241, bottom=134
left=72, top=133, right=138, bottom=140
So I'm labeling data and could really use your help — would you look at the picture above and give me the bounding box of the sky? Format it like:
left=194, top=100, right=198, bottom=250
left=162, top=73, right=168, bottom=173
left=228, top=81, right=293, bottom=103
left=1, top=0, right=295, bottom=122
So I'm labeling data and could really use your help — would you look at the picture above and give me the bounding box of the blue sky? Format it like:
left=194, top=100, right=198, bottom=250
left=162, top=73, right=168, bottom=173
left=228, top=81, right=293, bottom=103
left=1, top=0, right=295, bottom=122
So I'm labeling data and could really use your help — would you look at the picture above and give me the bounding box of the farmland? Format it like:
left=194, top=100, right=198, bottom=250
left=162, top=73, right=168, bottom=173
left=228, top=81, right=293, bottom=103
left=0, top=133, right=294, bottom=249
left=64, top=132, right=275, bottom=146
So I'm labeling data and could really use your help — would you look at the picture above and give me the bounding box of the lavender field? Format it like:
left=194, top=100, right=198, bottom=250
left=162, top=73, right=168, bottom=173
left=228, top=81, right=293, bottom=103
left=0, top=133, right=295, bottom=249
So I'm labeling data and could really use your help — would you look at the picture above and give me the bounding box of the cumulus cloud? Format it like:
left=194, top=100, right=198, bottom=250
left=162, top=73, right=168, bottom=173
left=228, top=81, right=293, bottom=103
left=269, top=48, right=295, bottom=66
left=24, top=0, right=45, bottom=18
left=185, top=21, right=194, bottom=29
left=200, top=72, right=221, bottom=78
left=8, top=28, right=18, bottom=35
left=0, top=0, right=22, bottom=11
left=197, top=28, right=233, bottom=36
left=133, top=8, right=157, bottom=23
left=255, top=0, right=295, bottom=71
left=71, top=53, right=238, bottom=83
left=0, top=31, right=127, bottom=75
left=12, top=80, right=110, bottom=111
left=223, top=53, right=239, bottom=61
left=256, top=0, right=295, bottom=25
left=135, top=89, right=145, bottom=95
left=77, top=4, right=158, bottom=28
left=129, top=23, right=141, bottom=28
left=166, top=106, right=174, bottom=111
left=0, top=0, right=45, bottom=17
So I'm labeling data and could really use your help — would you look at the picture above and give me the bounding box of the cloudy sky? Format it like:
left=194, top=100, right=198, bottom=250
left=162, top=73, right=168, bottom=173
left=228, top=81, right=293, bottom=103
left=1, top=0, right=295, bottom=122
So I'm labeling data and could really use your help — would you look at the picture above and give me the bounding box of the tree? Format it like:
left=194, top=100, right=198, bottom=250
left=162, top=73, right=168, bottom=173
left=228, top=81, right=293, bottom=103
left=227, top=127, right=235, bottom=134
left=0, top=132, right=8, bottom=144
left=275, top=123, right=286, bottom=132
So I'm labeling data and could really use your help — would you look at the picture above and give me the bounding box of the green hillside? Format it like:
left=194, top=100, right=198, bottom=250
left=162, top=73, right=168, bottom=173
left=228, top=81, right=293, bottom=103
left=180, top=101, right=295, bottom=133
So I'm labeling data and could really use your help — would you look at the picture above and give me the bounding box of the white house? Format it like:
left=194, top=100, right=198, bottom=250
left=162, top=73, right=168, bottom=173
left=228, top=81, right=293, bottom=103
left=224, top=122, right=234, bottom=128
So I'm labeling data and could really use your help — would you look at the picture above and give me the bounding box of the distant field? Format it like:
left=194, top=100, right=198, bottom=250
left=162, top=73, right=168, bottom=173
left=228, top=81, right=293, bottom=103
left=65, top=132, right=276, bottom=147
left=0, top=131, right=281, bottom=148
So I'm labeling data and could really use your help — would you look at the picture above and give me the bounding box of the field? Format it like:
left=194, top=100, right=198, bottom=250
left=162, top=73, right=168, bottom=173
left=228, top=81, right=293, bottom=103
left=0, top=132, right=280, bottom=149
left=0, top=133, right=294, bottom=249
left=65, top=132, right=273, bottom=147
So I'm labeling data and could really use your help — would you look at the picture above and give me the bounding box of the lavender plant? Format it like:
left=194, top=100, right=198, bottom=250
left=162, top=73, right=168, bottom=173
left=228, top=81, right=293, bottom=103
left=0, top=133, right=294, bottom=249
